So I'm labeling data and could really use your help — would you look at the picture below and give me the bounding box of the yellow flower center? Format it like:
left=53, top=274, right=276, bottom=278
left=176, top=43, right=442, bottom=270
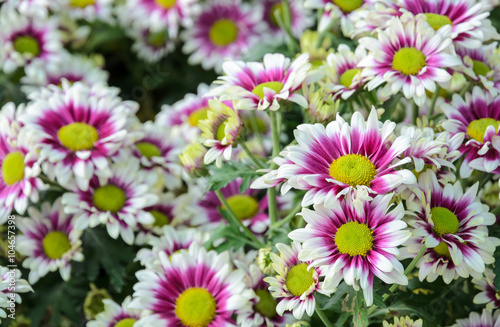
left=431, top=207, right=459, bottom=236
left=329, top=154, right=377, bottom=187
left=252, top=81, right=284, bottom=99
left=155, top=0, right=176, bottom=9
left=216, top=119, right=229, bottom=141
left=175, top=287, right=217, bottom=327
left=149, top=210, right=170, bottom=227
left=335, top=221, right=373, bottom=256
left=136, top=142, right=162, bottom=159
left=58, top=122, right=99, bottom=152
left=114, top=318, right=137, bottom=327
left=13, top=35, right=40, bottom=56
left=269, top=3, right=285, bottom=26
left=472, top=60, right=491, bottom=77
left=93, top=185, right=127, bottom=213
left=223, top=194, right=259, bottom=220
left=392, top=48, right=427, bottom=76
left=2, top=151, right=25, bottom=186
left=188, top=107, right=209, bottom=127
left=70, top=0, right=95, bottom=7
left=332, top=0, right=363, bottom=13
left=209, top=19, right=238, bottom=46
left=423, top=13, right=452, bottom=31
left=467, top=118, right=500, bottom=143
left=286, top=263, right=315, bottom=296
left=433, top=241, right=451, bottom=258
left=42, top=231, right=71, bottom=259
left=147, top=30, right=169, bottom=47
left=339, top=68, right=362, bottom=88
left=254, top=289, right=277, bottom=318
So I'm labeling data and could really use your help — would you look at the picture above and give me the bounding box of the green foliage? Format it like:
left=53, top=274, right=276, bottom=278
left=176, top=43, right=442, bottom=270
left=208, top=162, right=260, bottom=192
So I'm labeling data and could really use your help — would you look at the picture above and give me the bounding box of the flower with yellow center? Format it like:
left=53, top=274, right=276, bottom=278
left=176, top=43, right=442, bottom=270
left=329, top=154, right=377, bottom=187
left=93, top=184, right=127, bottom=213
left=87, top=296, right=142, bottom=327
left=392, top=48, right=427, bottom=76
left=42, top=231, right=72, bottom=260
left=467, top=118, right=500, bottom=143
left=332, top=0, right=363, bottom=13
left=285, top=263, right=316, bottom=296
left=58, top=122, right=99, bottom=152
left=209, top=19, right=238, bottom=46
left=2, top=151, right=25, bottom=186
left=175, top=288, right=217, bottom=327
left=70, top=0, right=96, bottom=8
left=335, top=222, right=373, bottom=256
left=223, top=194, right=259, bottom=220
left=423, top=13, right=452, bottom=31
left=155, top=0, right=176, bottom=9
left=13, top=36, right=41, bottom=57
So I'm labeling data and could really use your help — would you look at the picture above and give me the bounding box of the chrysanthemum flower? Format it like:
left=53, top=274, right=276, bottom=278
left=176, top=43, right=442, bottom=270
left=62, top=158, right=158, bottom=245
left=21, top=81, right=138, bottom=191
left=264, top=242, right=329, bottom=319
left=199, top=99, right=243, bottom=167
left=129, top=244, right=253, bottom=326
left=403, top=171, right=499, bottom=283
left=383, top=316, right=423, bottom=327
left=179, top=142, right=208, bottom=177
left=0, top=103, right=46, bottom=220
left=50, top=0, right=115, bottom=24
left=265, top=109, right=415, bottom=207
left=472, top=268, right=500, bottom=309
left=324, top=44, right=369, bottom=100
left=262, top=0, right=314, bottom=40
left=359, top=13, right=461, bottom=106
left=136, top=226, right=209, bottom=268
left=289, top=194, right=410, bottom=306
left=21, top=54, right=109, bottom=95
left=87, top=296, right=145, bottom=327
left=0, top=266, right=33, bottom=322
left=441, top=86, right=500, bottom=178
left=132, top=121, right=183, bottom=191
left=121, top=24, right=176, bottom=63
left=0, top=7, right=63, bottom=73
left=450, top=309, right=500, bottom=327
left=208, top=53, right=311, bottom=111
left=16, top=199, right=84, bottom=284
left=398, top=0, right=491, bottom=49
left=2, top=0, right=50, bottom=18
left=455, top=43, right=500, bottom=96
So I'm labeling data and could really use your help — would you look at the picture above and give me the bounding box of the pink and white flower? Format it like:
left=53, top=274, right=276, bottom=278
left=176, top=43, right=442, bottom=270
left=359, top=13, right=461, bottom=106
left=0, top=266, right=32, bottom=321
left=450, top=309, right=500, bottom=327
left=289, top=193, right=411, bottom=306
left=472, top=268, right=500, bottom=309
left=208, top=53, right=311, bottom=111
left=87, top=296, right=145, bottom=327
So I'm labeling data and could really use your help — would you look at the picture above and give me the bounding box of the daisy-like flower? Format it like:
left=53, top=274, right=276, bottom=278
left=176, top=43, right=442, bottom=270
left=50, top=0, right=115, bottom=24
left=403, top=171, right=499, bottom=284
left=208, top=53, right=311, bottom=111
left=136, top=226, right=209, bottom=268
left=199, top=99, right=243, bottom=167
left=62, top=158, right=158, bottom=245
left=323, top=44, right=369, bottom=100
left=119, top=0, right=196, bottom=36
left=0, top=7, right=63, bottom=73
left=455, top=43, right=500, bottom=96
left=21, top=81, right=138, bottom=191
left=262, top=0, right=314, bottom=40
left=129, top=244, right=253, bottom=326
left=359, top=13, right=461, bottom=106
left=122, top=23, right=176, bottom=63
left=86, top=296, right=144, bottom=327
left=132, top=121, right=183, bottom=191
left=179, top=142, right=208, bottom=177
left=181, top=0, right=263, bottom=72
left=261, top=109, right=415, bottom=208
left=2, top=0, right=50, bottom=18
left=289, top=193, right=411, bottom=306
left=441, top=86, right=500, bottom=178
left=264, top=242, right=329, bottom=319
left=16, top=199, right=84, bottom=284
left=383, top=316, right=423, bottom=327
left=398, top=0, right=491, bottom=49
left=0, top=103, right=46, bottom=220
left=450, top=309, right=500, bottom=327
left=21, top=54, right=109, bottom=95
left=0, top=266, right=33, bottom=322
left=472, top=268, right=500, bottom=309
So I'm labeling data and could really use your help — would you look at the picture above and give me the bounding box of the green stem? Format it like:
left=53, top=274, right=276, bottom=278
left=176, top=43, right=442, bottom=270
left=315, top=303, right=334, bottom=327
left=383, top=243, right=427, bottom=301
left=478, top=173, right=493, bottom=190
left=411, top=101, right=419, bottom=125
left=491, top=206, right=500, bottom=216
left=459, top=82, right=473, bottom=98
left=358, top=93, right=372, bottom=112
left=428, top=85, right=441, bottom=118
left=250, top=111, right=264, bottom=146
left=267, top=111, right=281, bottom=228
left=274, top=1, right=299, bottom=53
left=215, top=190, right=266, bottom=248
left=271, top=201, right=302, bottom=229
left=240, top=142, right=265, bottom=169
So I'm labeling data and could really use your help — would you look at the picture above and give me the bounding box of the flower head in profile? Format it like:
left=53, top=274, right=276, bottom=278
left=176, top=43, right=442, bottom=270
left=16, top=199, right=84, bottom=284
left=359, top=13, right=461, bottom=106
left=260, top=109, right=415, bottom=208
left=208, top=53, right=311, bottom=111
left=289, top=193, right=410, bottom=306
left=450, top=309, right=500, bottom=327
left=472, top=268, right=500, bottom=309
left=86, top=296, right=145, bottom=327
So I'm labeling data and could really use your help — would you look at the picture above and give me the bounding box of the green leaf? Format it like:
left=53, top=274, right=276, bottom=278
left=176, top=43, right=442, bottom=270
left=208, top=162, right=259, bottom=192
left=322, top=282, right=350, bottom=310
left=353, top=291, right=369, bottom=327
left=494, top=249, right=500, bottom=291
